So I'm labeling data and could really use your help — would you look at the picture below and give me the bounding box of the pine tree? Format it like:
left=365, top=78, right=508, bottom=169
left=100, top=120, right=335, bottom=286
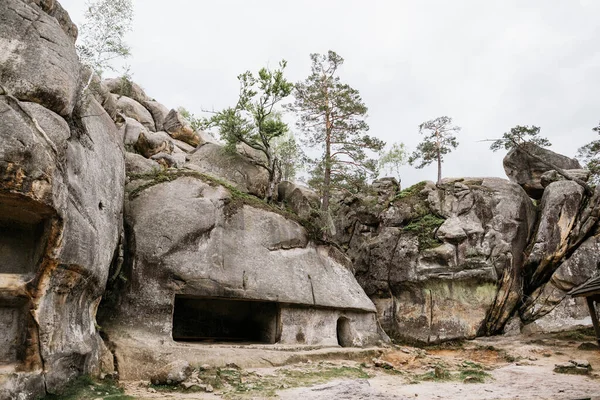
left=290, top=51, right=384, bottom=211
left=409, top=116, right=460, bottom=185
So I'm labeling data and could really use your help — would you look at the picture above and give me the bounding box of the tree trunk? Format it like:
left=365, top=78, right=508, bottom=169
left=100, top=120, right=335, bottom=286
left=436, top=129, right=442, bottom=185
left=322, top=81, right=332, bottom=212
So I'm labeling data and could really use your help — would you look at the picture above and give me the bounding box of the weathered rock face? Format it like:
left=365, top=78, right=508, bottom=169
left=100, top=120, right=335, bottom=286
left=0, top=2, right=125, bottom=398
left=186, top=143, right=269, bottom=199
left=0, top=0, right=81, bottom=116
left=99, top=174, right=383, bottom=379
left=278, top=181, right=320, bottom=219
left=0, top=95, right=125, bottom=397
left=520, top=234, right=600, bottom=329
left=336, top=178, right=536, bottom=343
left=503, top=143, right=582, bottom=199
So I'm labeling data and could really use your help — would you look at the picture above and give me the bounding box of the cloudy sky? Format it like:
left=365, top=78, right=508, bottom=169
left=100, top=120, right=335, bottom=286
left=60, top=0, right=600, bottom=187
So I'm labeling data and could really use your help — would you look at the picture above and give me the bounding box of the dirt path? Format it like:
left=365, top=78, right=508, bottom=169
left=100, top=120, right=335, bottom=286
left=121, top=329, right=600, bottom=400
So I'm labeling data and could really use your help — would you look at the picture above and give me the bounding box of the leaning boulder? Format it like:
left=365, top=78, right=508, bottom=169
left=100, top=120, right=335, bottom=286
left=104, top=77, right=150, bottom=105
left=163, top=109, right=200, bottom=147
left=503, top=143, right=581, bottom=199
left=144, top=100, right=170, bottom=131
left=520, top=234, right=600, bottom=330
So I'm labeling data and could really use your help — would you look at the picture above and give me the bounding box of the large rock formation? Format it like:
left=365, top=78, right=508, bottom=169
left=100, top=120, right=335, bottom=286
left=334, top=178, right=537, bottom=343
left=332, top=146, right=600, bottom=344
left=98, top=172, right=383, bottom=380
left=0, top=2, right=126, bottom=398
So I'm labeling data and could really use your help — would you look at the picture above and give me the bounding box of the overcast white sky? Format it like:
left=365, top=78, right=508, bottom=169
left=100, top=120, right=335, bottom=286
left=60, top=0, right=600, bottom=187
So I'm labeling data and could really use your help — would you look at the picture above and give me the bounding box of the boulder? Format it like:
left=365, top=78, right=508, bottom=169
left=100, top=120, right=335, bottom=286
left=144, top=100, right=170, bottom=132
left=150, top=360, right=192, bottom=386
left=163, top=109, right=200, bottom=147
left=116, top=95, right=156, bottom=131
left=135, top=131, right=174, bottom=159
left=120, top=116, right=149, bottom=146
left=125, top=152, right=160, bottom=176
left=540, top=169, right=590, bottom=188
left=0, top=0, right=81, bottom=116
left=151, top=152, right=181, bottom=169
left=104, top=77, right=150, bottom=105
left=186, top=143, right=269, bottom=198
left=503, top=143, right=581, bottom=199
left=278, top=181, right=320, bottom=219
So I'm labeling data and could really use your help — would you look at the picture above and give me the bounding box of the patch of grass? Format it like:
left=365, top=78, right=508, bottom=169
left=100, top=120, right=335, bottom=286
left=403, top=214, right=445, bottom=250
left=45, top=376, right=133, bottom=400
left=416, top=364, right=453, bottom=382
left=188, top=365, right=371, bottom=399
left=551, top=327, right=596, bottom=342
left=412, top=361, right=491, bottom=384
left=395, top=181, right=427, bottom=200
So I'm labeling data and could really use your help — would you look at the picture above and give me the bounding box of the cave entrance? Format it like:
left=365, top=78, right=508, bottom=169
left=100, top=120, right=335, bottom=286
left=172, top=296, right=279, bottom=344
left=0, top=195, right=52, bottom=276
left=336, top=317, right=353, bottom=347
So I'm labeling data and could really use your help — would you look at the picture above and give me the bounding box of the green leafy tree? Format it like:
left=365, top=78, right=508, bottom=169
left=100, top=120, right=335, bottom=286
left=577, top=122, right=600, bottom=185
left=409, top=116, right=460, bottom=185
left=273, top=132, right=305, bottom=182
left=379, top=142, right=407, bottom=179
left=290, top=50, right=384, bottom=211
left=489, top=125, right=551, bottom=152
left=205, top=61, right=293, bottom=201
left=76, top=0, right=134, bottom=77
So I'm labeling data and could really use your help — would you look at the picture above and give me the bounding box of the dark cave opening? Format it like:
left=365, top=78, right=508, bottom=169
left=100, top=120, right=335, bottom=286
left=172, top=296, right=279, bottom=344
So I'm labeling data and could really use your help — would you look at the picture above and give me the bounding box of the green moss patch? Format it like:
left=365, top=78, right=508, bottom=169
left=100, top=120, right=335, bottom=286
left=403, top=214, right=445, bottom=250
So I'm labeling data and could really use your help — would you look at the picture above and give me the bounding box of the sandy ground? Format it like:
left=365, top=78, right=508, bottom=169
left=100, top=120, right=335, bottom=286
left=121, top=330, right=600, bottom=400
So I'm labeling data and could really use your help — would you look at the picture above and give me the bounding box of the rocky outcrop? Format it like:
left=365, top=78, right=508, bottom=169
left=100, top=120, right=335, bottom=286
left=185, top=143, right=269, bottom=198
left=99, top=173, right=383, bottom=379
left=335, top=178, right=536, bottom=343
left=503, top=143, right=582, bottom=199
left=0, top=95, right=125, bottom=397
left=115, top=95, right=156, bottom=131
left=0, top=2, right=126, bottom=398
left=520, top=234, right=600, bottom=329
left=278, top=181, right=320, bottom=219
